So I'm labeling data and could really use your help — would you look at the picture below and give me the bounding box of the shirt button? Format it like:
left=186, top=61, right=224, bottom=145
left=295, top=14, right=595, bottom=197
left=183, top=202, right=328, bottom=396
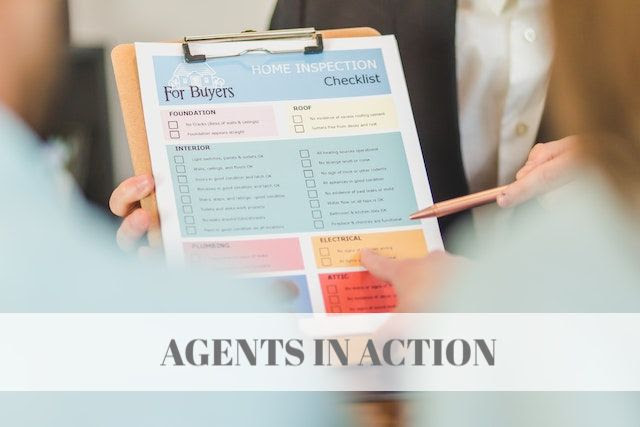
left=524, top=28, right=537, bottom=42
left=516, top=122, right=529, bottom=136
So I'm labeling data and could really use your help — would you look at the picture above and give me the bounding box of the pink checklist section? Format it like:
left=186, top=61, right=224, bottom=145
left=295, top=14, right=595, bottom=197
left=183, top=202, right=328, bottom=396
left=183, top=238, right=304, bottom=274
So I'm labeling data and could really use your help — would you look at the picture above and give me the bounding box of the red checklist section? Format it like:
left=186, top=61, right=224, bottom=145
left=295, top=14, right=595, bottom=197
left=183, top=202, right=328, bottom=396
left=319, top=272, right=397, bottom=313
left=184, top=238, right=304, bottom=274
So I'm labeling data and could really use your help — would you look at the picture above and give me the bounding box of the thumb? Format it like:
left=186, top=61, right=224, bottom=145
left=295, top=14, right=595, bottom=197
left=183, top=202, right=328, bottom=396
left=497, top=153, right=573, bottom=208
left=360, top=249, right=399, bottom=283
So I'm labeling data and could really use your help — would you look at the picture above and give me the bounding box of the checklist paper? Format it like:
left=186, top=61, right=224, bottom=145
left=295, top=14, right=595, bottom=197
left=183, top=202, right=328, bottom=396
left=136, top=36, right=443, bottom=313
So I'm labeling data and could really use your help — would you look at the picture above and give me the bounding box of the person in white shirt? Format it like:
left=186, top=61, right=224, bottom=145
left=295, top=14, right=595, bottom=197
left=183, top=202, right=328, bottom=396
left=456, top=0, right=553, bottom=238
left=110, top=0, right=562, bottom=252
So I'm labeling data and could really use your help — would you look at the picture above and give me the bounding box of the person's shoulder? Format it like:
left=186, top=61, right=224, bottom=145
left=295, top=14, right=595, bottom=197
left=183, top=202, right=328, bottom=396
left=440, top=174, right=640, bottom=312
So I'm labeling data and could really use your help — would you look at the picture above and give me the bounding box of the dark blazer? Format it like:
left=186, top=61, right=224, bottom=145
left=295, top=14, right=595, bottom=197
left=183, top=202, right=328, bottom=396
left=270, top=0, right=469, bottom=243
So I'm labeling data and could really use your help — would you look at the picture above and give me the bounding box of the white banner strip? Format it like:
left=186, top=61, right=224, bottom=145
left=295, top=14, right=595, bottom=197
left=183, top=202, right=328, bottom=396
left=1, top=313, right=639, bottom=391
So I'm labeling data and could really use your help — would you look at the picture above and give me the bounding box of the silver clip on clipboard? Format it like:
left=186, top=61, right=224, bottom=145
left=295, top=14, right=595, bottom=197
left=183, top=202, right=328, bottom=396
left=182, top=27, right=324, bottom=63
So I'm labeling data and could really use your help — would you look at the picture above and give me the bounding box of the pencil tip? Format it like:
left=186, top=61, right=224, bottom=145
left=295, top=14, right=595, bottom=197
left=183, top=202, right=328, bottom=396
left=410, top=207, right=435, bottom=220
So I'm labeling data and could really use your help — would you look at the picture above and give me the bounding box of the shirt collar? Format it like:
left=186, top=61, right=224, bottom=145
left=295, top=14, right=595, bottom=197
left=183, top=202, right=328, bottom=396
left=485, top=0, right=509, bottom=15
left=0, top=103, right=43, bottom=152
left=0, top=103, right=53, bottom=183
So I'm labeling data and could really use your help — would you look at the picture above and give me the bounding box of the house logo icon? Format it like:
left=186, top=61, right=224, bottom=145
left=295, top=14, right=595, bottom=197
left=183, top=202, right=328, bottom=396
left=168, top=63, right=226, bottom=89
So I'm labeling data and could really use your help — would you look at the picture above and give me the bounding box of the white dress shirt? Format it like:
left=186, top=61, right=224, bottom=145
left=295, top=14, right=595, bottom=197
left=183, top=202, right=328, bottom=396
left=455, top=0, right=553, bottom=235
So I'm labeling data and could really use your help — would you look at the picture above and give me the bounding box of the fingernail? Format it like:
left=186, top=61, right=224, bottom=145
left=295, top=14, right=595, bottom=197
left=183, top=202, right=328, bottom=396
left=136, top=176, right=152, bottom=192
left=131, top=210, right=149, bottom=229
left=497, top=192, right=509, bottom=207
left=359, top=249, right=375, bottom=264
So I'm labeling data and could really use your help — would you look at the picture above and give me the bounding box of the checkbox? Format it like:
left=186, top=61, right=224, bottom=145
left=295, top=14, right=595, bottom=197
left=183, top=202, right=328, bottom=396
left=177, top=175, right=188, bottom=184
left=299, top=150, right=310, bottom=158
left=183, top=205, right=193, bottom=214
left=174, top=156, right=185, bottom=164
left=327, top=285, right=338, bottom=294
left=301, top=159, right=312, bottom=168
left=168, top=121, right=179, bottom=130
left=186, top=226, right=197, bottom=235
left=329, top=296, right=340, bottom=304
left=181, top=195, right=192, bottom=204
left=314, top=220, right=324, bottom=229
left=175, top=165, right=186, bottom=173
left=294, top=125, right=305, bottom=134
left=170, top=131, right=180, bottom=139
left=292, top=115, right=303, bottom=124
left=321, top=258, right=332, bottom=267
left=307, top=190, right=318, bottom=199
left=179, top=185, right=190, bottom=194
left=303, top=170, right=314, bottom=178
left=305, top=179, right=316, bottom=189
left=319, top=247, right=330, bottom=257
left=309, top=199, right=320, bottom=208
left=330, top=306, right=341, bottom=313
left=184, top=216, right=195, bottom=225
left=312, top=210, right=322, bottom=219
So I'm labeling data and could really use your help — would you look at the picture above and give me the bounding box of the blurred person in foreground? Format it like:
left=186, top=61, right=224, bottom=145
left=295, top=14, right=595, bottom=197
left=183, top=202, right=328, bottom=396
left=366, top=0, right=640, bottom=424
left=0, top=0, right=299, bottom=324
left=0, top=1, right=344, bottom=425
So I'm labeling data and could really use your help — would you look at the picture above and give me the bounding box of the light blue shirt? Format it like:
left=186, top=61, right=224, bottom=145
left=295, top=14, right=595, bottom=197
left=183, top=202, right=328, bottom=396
left=417, top=175, right=640, bottom=426
left=442, top=176, right=640, bottom=313
left=0, top=106, right=347, bottom=426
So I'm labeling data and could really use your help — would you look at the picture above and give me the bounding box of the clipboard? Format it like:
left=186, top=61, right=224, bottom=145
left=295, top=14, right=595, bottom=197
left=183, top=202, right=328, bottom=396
left=111, top=27, right=381, bottom=248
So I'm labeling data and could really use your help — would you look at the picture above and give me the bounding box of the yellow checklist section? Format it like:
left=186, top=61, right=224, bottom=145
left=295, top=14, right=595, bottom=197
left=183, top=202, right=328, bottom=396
left=287, top=97, right=398, bottom=136
left=311, top=229, right=428, bottom=269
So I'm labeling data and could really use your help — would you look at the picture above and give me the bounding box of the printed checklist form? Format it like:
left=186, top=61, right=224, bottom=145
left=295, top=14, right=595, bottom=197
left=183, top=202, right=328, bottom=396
left=136, top=35, right=443, bottom=313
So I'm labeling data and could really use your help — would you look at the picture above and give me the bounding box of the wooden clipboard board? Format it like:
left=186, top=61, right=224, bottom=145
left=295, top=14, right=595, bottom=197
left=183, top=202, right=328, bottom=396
left=111, top=27, right=381, bottom=248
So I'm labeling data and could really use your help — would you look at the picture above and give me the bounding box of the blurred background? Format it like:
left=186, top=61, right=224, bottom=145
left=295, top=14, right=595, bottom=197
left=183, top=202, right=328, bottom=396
left=55, top=0, right=278, bottom=212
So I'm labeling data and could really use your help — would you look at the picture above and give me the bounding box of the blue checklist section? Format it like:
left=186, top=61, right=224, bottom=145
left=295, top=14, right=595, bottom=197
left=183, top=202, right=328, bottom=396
left=167, top=132, right=417, bottom=238
left=153, top=49, right=390, bottom=105
left=239, top=275, right=312, bottom=313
